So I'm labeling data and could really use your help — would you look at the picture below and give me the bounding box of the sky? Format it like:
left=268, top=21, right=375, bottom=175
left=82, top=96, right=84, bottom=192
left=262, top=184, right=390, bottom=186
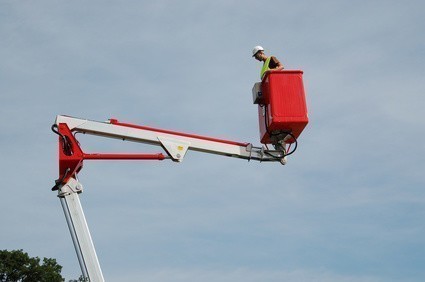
left=1, top=1, right=424, bottom=281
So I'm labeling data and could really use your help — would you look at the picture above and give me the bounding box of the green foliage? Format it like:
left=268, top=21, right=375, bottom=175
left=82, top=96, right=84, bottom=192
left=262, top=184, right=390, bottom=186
left=0, top=249, right=65, bottom=282
left=68, top=275, right=88, bottom=282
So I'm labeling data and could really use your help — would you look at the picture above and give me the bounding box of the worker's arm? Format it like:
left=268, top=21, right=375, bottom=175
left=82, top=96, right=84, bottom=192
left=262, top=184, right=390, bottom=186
left=271, top=56, right=284, bottom=71
left=274, top=63, right=284, bottom=71
left=264, top=56, right=284, bottom=76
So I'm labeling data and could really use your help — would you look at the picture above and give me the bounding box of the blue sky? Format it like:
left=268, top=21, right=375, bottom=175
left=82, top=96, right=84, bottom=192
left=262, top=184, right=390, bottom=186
left=1, top=1, right=424, bottom=281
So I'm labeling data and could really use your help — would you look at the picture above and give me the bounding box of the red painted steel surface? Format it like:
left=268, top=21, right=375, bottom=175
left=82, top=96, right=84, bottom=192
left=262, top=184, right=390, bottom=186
left=83, top=153, right=165, bottom=160
left=109, top=119, right=250, bottom=147
left=258, top=70, right=308, bottom=144
left=56, top=124, right=165, bottom=185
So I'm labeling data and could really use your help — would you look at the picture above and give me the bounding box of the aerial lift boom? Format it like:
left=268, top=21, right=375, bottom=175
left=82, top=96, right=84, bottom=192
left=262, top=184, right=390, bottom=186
left=52, top=115, right=289, bottom=282
left=52, top=70, right=308, bottom=282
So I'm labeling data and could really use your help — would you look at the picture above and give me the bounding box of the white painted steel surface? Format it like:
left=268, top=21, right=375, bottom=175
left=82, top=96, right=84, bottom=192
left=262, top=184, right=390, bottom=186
left=54, top=115, right=285, bottom=280
left=59, top=178, right=104, bottom=282
left=55, top=115, right=282, bottom=162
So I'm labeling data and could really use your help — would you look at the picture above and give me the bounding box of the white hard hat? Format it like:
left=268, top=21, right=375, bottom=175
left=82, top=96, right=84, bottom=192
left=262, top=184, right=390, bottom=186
left=252, top=45, right=264, bottom=57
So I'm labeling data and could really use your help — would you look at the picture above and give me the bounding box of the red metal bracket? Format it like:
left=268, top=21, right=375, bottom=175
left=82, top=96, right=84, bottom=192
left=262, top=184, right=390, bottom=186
left=53, top=123, right=165, bottom=190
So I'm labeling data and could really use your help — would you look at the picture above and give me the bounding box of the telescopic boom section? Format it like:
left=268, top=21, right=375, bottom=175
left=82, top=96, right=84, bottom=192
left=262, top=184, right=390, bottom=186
left=52, top=115, right=286, bottom=189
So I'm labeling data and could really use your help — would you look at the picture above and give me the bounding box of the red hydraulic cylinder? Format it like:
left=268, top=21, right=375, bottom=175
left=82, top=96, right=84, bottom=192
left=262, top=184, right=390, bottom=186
left=83, top=153, right=165, bottom=160
left=108, top=119, right=250, bottom=147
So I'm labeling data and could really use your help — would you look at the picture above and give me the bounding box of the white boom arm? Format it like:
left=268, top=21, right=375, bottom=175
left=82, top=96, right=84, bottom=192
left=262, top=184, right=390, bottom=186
left=53, top=115, right=288, bottom=282
left=55, top=115, right=286, bottom=163
left=58, top=177, right=104, bottom=281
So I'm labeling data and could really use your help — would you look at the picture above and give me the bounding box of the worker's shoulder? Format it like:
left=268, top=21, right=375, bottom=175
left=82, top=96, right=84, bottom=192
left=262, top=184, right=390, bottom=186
left=270, top=55, right=280, bottom=62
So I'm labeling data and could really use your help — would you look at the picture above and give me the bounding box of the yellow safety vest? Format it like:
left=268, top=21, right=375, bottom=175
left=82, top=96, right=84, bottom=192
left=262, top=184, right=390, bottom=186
left=261, top=56, right=272, bottom=79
